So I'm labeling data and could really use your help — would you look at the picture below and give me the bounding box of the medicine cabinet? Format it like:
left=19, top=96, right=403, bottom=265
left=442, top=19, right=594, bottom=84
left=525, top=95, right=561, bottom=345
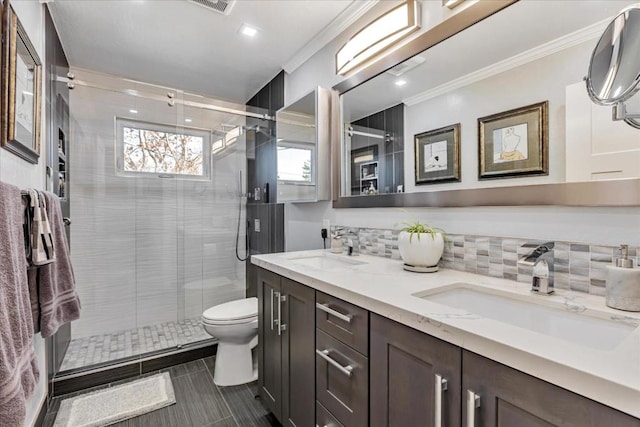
left=276, top=87, right=331, bottom=203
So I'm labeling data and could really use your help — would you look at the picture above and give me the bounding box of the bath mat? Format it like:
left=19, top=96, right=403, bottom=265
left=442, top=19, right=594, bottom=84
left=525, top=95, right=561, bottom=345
left=53, top=372, right=176, bottom=427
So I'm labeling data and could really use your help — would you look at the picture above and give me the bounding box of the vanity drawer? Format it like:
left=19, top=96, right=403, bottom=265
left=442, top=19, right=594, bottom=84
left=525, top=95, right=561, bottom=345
left=316, top=329, right=368, bottom=427
left=316, top=292, right=368, bottom=356
left=316, top=401, right=344, bottom=427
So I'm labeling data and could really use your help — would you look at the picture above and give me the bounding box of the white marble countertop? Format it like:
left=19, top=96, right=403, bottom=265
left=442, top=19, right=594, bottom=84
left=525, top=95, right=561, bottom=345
left=252, top=250, right=640, bottom=418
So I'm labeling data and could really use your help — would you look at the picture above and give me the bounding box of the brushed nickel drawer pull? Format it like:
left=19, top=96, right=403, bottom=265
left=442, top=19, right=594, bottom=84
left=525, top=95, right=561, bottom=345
left=466, top=389, right=481, bottom=427
left=434, top=374, right=448, bottom=427
left=316, top=303, right=352, bottom=323
left=316, top=349, right=353, bottom=377
left=270, top=289, right=275, bottom=331
left=278, top=294, right=287, bottom=335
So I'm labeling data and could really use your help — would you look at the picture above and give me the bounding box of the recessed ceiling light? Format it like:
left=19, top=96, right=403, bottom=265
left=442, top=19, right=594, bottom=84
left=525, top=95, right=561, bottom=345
left=395, top=80, right=407, bottom=87
left=129, top=109, right=138, bottom=114
left=185, top=118, right=193, bottom=123
left=240, top=24, right=257, bottom=37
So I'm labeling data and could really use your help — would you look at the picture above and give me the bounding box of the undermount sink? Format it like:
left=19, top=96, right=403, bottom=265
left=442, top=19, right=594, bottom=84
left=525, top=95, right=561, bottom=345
left=287, top=254, right=367, bottom=270
left=414, top=283, right=638, bottom=351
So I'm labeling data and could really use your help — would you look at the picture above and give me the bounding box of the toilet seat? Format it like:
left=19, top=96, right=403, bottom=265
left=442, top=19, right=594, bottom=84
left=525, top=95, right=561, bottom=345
left=202, top=297, right=258, bottom=323
left=202, top=316, right=257, bottom=326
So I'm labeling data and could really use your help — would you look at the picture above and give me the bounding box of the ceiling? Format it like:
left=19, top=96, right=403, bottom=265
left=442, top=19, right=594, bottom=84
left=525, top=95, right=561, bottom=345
left=48, top=0, right=372, bottom=103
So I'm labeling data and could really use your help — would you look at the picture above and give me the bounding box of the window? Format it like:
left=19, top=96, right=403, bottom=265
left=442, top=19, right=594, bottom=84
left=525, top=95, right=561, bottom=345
left=116, top=118, right=211, bottom=179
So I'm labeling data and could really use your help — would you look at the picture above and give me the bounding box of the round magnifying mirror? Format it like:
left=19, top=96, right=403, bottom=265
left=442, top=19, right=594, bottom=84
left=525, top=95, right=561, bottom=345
left=586, top=4, right=640, bottom=106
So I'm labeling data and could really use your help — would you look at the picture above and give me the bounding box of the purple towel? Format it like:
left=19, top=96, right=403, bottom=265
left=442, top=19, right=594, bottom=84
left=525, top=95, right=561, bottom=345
left=0, top=181, right=39, bottom=427
left=28, top=191, right=80, bottom=338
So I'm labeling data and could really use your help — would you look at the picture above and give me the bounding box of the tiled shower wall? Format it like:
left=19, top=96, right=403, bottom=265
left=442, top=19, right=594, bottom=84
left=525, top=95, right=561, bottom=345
left=69, top=76, right=247, bottom=339
left=331, top=226, right=639, bottom=296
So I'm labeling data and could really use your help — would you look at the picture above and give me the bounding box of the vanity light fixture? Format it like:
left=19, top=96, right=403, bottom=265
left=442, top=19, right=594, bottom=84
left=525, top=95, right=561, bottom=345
left=443, top=0, right=466, bottom=9
left=240, top=23, right=258, bottom=37
left=336, top=0, right=420, bottom=76
left=129, top=109, right=138, bottom=114
left=395, top=79, right=407, bottom=87
left=185, top=118, right=193, bottom=123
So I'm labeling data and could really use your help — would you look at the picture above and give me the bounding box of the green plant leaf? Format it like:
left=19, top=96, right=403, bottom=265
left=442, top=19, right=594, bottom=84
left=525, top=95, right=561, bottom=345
left=395, top=211, right=447, bottom=243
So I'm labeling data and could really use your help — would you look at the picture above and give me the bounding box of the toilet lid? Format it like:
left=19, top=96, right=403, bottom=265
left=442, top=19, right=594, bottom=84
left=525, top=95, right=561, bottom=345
left=203, top=297, right=258, bottom=322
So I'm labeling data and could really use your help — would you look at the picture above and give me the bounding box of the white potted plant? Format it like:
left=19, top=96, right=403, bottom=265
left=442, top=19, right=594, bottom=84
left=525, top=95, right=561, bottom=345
left=397, top=218, right=446, bottom=273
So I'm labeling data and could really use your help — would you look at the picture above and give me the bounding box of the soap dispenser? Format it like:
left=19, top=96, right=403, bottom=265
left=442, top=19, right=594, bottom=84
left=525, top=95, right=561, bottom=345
left=330, top=232, right=344, bottom=254
left=606, top=245, right=640, bottom=311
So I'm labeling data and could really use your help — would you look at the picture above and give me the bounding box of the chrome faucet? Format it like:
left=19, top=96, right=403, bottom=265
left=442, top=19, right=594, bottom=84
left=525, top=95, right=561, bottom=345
left=345, top=231, right=359, bottom=256
left=518, top=241, right=555, bottom=294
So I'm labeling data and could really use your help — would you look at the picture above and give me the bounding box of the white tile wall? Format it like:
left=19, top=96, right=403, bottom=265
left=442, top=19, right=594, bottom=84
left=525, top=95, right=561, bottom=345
left=69, top=79, right=247, bottom=339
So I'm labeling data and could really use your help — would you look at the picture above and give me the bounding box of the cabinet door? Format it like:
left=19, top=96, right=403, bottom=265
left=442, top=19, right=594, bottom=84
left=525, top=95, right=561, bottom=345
left=370, top=314, right=462, bottom=427
left=281, top=278, right=315, bottom=427
left=257, top=269, right=282, bottom=420
left=463, top=350, right=640, bottom=427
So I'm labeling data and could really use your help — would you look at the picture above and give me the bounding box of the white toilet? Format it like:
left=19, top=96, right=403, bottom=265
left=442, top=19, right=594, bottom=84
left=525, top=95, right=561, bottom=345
left=201, top=297, right=258, bottom=386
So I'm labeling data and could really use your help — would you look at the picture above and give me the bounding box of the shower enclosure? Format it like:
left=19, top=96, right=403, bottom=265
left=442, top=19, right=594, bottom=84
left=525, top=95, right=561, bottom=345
left=53, top=69, right=270, bottom=376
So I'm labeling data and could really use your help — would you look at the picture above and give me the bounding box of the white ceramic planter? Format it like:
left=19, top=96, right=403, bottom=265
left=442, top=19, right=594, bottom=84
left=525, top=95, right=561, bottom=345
left=398, top=231, right=444, bottom=268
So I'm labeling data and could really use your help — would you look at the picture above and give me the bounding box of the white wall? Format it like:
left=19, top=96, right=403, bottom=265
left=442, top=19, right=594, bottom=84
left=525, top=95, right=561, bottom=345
left=0, top=2, right=48, bottom=426
left=283, top=1, right=640, bottom=252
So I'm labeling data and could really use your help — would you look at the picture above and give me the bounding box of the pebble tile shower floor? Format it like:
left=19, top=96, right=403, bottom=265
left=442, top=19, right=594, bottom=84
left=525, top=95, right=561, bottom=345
left=60, top=318, right=211, bottom=371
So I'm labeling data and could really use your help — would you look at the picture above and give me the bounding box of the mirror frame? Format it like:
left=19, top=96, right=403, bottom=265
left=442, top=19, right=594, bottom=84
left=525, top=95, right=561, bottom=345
left=331, top=0, right=640, bottom=208
left=1, top=2, right=42, bottom=164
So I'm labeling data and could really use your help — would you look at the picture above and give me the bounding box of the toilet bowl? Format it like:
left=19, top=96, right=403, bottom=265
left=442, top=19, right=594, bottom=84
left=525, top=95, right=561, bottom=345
left=202, top=297, right=258, bottom=386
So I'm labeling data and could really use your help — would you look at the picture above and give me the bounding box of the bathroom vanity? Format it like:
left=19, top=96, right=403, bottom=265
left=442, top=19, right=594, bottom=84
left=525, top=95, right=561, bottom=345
left=252, top=251, right=640, bottom=427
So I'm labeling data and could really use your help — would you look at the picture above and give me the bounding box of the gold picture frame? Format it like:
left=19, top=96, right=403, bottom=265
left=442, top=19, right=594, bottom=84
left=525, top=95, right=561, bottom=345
left=1, top=1, right=42, bottom=164
left=414, top=123, right=461, bottom=185
left=478, top=101, right=548, bottom=180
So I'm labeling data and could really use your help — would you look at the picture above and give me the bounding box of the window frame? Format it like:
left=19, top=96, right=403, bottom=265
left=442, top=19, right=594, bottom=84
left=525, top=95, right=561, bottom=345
left=115, top=117, right=212, bottom=180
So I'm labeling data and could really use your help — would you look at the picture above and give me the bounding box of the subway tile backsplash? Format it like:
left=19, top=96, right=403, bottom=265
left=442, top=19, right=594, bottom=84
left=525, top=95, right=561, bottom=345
left=331, top=226, right=638, bottom=296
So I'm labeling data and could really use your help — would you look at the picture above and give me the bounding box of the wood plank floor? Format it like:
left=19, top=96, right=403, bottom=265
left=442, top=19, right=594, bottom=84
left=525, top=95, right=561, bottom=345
left=42, top=356, right=279, bottom=427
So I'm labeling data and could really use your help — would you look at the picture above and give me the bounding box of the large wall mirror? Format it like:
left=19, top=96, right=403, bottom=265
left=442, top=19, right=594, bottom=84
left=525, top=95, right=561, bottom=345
left=335, top=0, right=640, bottom=207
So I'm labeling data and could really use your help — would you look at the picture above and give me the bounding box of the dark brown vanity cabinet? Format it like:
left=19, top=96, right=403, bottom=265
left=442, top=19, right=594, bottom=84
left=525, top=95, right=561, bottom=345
left=462, top=350, right=640, bottom=427
left=371, top=315, right=640, bottom=427
left=257, top=269, right=315, bottom=427
left=316, top=292, right=370, bottom=427
left=256, top=266, right=639, bottom=427
left=370, top=314, right=462, bottom=427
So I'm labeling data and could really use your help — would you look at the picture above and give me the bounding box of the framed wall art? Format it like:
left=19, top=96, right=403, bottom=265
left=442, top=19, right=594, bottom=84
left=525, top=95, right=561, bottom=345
left=478, top=101, right=548, bottom=180
left=1, top=2, right=42, bottom=164
left=414, top=123, right=460, bottom=185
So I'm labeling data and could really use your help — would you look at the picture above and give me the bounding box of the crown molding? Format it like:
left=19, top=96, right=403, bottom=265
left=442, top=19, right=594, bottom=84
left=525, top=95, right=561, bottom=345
left=282, top=0, right=380, bottom=74
left=404, top=17, right=610, bottom=106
